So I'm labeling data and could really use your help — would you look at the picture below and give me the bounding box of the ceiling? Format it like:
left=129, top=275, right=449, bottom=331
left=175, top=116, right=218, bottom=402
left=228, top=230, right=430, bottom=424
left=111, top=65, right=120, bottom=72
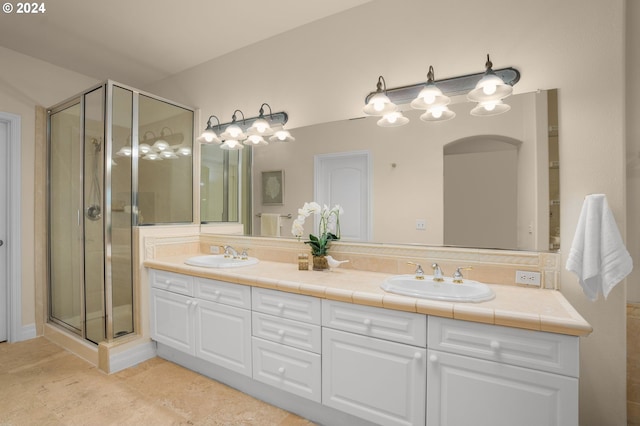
left=0, top=0, right=372, bottom=88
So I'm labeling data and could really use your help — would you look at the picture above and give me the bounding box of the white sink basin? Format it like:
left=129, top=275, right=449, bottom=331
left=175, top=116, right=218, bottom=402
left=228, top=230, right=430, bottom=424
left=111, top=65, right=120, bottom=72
left=381, top=275, right=495, bottom=302
left=184, top=255, right=259, bottom=268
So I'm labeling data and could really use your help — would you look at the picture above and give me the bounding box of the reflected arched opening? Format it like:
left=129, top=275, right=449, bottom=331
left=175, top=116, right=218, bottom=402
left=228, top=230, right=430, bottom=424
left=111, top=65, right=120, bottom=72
left=443, top=135, right=522, bottom=249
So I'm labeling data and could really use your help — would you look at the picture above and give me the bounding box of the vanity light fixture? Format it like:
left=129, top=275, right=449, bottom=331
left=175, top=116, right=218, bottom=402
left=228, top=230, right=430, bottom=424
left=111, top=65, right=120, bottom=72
left=467, top=54, right=514, bottom=103
left=247, top=103, right=276, bottom=136
left=196, top=115, right=222, bottom=144
left=363, top=76, right=397, bottom=116
left=470, top=99, right=511, bottom=116
left=268, top=124, right=296, bottom=142
left=411, top=66, right=455, bottom=122
left=410, top=66, right=451, bottom=110
left=377, top=111, right=410, bottom=127
left=363, top=75, right=409, bottom=127
left=363, top=55, right=520, bottom=123
left=197, top=104, right=291, bottom=149
left=420, top=105, right=456, bottom=122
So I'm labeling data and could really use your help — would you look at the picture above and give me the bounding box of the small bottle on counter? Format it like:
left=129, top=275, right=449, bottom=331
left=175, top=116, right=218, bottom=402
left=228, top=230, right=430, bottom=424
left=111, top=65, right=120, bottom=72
left=298, top=253, right=309, bottom=270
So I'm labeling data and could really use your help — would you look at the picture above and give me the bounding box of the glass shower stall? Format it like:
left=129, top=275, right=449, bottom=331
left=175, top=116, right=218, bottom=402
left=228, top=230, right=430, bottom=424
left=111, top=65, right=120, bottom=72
left=48, top=81, right=194, bottom=344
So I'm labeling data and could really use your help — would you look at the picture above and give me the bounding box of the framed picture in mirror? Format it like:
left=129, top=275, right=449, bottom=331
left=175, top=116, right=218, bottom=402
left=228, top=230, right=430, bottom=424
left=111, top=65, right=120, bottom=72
left=261, top=170, right=284, bottom=206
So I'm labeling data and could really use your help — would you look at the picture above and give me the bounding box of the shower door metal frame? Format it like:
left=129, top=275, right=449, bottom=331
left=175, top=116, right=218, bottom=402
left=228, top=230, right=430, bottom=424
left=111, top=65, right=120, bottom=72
left=47, top=93, right=90, bottom=337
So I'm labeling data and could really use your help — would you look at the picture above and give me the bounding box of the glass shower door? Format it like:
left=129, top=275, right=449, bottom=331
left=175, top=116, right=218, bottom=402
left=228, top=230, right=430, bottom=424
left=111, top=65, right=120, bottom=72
left=49, top=102, right=83, bottom=333
left=83, top=88, right=106, bottom=344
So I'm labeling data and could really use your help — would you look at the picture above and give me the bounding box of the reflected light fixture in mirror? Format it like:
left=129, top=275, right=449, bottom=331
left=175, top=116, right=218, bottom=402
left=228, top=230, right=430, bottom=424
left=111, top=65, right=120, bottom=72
left=197, top=104, right=292, bottom=149
left=115, top=128, right=190, bottom=160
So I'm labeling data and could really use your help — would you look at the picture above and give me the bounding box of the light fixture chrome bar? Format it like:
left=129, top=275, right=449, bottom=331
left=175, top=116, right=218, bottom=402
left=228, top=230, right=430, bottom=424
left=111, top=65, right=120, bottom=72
left=365, top=67, right=520, bottom=106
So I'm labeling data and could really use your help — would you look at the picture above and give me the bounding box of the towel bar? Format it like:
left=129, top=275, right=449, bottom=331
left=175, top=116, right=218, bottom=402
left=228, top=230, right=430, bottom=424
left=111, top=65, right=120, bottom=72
left=256, top=213, right=292, bottom=219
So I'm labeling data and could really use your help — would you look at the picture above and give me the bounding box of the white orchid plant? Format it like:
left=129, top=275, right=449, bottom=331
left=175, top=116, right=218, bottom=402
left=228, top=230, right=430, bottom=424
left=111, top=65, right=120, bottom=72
left=292, top=202, right=343, bottom=256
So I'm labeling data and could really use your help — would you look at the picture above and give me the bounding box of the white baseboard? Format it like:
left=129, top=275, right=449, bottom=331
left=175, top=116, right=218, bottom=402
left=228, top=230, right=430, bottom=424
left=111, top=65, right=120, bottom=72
left=16, top=323, right=36, bottom=342
left=108, top=340, right=157, bottom=374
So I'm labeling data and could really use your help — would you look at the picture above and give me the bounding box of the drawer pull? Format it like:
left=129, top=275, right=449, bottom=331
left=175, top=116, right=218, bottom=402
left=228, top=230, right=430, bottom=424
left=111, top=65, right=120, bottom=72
left=278, top=367, right=286, bottom=374
left=186, top=300, right=192, bottom=306
left=277, top=302, right=285, bottom=310
left=363, top=318, right=372, bottom=327
left=490, top=340, right=501, bottom=351
left=214, top=290, right=221, bottom=298
left=414, top=352, right=423, bottom=360
left=165, top=279, right=171, bottom=285
left=278, top=329, right=285, bottom=337
left=429, top=354, right=438, bottom=363
left=192, top=301, right=198, bottom=307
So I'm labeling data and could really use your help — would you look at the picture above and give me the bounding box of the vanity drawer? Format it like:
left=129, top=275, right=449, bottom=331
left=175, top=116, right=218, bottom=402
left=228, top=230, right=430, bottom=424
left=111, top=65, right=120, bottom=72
left=194, top=277, right=251, bottom=308
left=252, top=312, right=321, bottom=354
left=150, top=269, right=194, bottom=296
left=428, top=316, right=579, bottom=377
left=252, top=288, right=321, bottom=325
left=252, top=337, right=321, bottom=403
left=322, top=300, right=427, bottom=347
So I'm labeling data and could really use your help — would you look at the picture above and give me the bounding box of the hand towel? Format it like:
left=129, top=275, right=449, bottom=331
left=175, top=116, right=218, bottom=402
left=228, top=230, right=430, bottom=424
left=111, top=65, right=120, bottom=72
left=260, top=213, right=281, bottom=237
left=566, top=194, right=633, bottom=301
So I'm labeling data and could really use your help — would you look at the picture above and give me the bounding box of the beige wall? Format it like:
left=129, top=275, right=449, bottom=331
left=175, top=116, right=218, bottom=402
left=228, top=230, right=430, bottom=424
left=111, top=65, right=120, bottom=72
left=146, top=1, right=628, bottom=424
left=0, top=46, right=99, bottom=328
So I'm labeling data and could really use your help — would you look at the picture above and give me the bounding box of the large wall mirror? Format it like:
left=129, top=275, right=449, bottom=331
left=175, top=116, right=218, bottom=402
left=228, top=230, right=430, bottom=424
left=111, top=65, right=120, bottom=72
left=201, top=89, right=560, bottom=252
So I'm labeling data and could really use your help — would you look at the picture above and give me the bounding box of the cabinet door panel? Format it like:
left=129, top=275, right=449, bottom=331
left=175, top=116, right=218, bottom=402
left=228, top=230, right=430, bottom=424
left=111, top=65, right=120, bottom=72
left=252, top=288, right=321, bottom=324
left=252, top=312, right=321, bottom=353
left=323, top=299, right=426, bottom=347
left=150, top=288, right=195, bottom=354
left=195, top=300, right=252, bottom=377
left=252, top=337, right=321, bottom=403
left=323, top=328, right=426, bottom=426
left=429, top=316, right=579, bottom=377
left=427, top=350, right=578, bottom=426
left=195, top=277, right=251, bottom=308
left=150, top=269, right=194, bottom=296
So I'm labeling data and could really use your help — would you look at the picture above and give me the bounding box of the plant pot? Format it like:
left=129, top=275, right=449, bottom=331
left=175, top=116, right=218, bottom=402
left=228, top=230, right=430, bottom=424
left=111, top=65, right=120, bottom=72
left=312, top=255, right=329, bottom=271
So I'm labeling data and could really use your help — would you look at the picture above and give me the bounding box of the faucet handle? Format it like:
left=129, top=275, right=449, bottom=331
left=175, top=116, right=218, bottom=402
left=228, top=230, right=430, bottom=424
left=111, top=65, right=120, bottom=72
left=240, top=249, right=249, bottom=260
left=453, top=266, right=473, bottom=283
left=407, top=262, right=425, bottom=280
left=432, top=263, right=444, bottom=282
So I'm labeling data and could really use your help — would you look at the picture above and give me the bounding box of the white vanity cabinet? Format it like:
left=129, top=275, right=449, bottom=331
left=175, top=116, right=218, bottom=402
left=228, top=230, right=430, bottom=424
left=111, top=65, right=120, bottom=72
left=427, top=316, right=579, bottom=426
left=251, top=288, right=322, bottom=403
left=148, top=268, right=582, bottom=426
left=149, top=270, right=252, bottom=377
left=149, top=270, right=196, bottom=354
left=322, top=300, right=427, bottom=426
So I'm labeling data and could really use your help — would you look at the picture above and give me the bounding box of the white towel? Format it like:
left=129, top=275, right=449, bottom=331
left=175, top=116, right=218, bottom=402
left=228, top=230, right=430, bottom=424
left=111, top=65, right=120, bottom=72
left=566, top=194, right=633, bottom=301
left=260, top=213, right=281, bottom=237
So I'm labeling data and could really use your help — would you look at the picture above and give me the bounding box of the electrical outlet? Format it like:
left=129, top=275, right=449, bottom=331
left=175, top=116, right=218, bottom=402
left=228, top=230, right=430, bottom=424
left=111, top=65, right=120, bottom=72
left=515, top=270, right=541, bottom=286
left=416, top=219, right=426, bottom=230
left=210, top=245, right=220, bottom=254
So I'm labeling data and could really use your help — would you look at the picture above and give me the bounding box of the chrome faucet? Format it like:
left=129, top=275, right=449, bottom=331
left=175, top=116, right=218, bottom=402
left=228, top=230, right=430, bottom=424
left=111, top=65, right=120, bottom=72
left=432, top=263, right=444, bottom=282
left=222, top=245, right=238, bottom=258
left=407, top=262, right=425, bottom=280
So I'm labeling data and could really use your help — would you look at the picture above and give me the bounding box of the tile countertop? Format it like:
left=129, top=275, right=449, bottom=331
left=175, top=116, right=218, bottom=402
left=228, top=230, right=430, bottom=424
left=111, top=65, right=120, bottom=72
left=144, top=255, right=593, bottom=337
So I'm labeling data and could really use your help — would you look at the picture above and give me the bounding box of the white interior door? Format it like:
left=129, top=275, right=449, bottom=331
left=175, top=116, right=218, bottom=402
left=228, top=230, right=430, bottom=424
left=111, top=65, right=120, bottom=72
left=314, top=151, right=371, bottom=241
left=0, top=120, right=8, bottom=342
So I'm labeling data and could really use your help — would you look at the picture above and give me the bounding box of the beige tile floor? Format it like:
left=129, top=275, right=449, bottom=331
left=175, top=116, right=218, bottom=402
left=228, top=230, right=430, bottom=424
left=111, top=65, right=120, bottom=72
left=0, top=337, right=315, bottom=425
